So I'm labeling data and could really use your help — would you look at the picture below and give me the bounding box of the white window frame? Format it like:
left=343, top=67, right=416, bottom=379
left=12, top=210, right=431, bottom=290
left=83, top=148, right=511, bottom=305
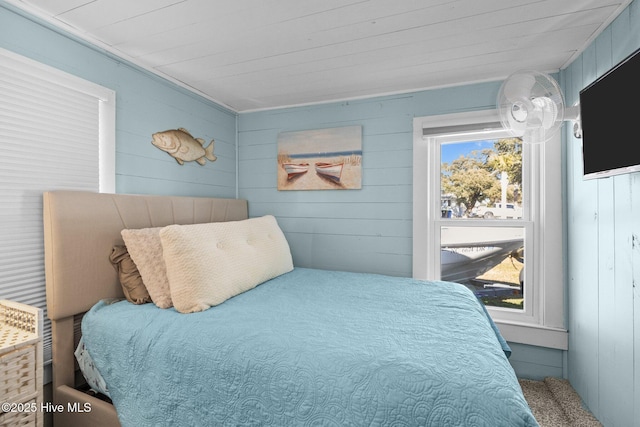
left=413, top=110, right=567, bottom=350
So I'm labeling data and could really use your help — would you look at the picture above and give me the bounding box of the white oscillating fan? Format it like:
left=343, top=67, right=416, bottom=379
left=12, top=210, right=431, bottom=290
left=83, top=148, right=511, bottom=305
left=497, top=70, right=580, bottom=144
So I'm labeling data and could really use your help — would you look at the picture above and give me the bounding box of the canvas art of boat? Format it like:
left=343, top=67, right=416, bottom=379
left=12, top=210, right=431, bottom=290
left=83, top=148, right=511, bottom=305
left=282, top=162, right=309, bottom=180
left=315, top=162, right=344, bottom=182
left=440, top=227, right=524, bottom=283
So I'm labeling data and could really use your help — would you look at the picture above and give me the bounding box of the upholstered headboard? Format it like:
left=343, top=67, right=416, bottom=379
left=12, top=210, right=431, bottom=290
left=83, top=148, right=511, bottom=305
left=42, top=190, right=248, bottom=426
left=43, top=191, right=248, bottom=320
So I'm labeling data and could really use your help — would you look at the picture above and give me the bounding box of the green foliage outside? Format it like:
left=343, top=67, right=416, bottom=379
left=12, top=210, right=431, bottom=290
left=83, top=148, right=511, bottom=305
left=479, top=296, right=523, bottom=309
left=441, top=138, right=523, bottom=217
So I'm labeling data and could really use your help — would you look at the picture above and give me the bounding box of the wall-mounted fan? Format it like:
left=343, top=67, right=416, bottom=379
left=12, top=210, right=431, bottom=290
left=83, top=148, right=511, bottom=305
left=497, top=70, right=580, bottom=144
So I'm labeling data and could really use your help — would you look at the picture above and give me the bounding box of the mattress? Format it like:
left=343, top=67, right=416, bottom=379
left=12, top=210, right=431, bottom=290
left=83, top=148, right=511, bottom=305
left=81, top=268, right=538, bottom=426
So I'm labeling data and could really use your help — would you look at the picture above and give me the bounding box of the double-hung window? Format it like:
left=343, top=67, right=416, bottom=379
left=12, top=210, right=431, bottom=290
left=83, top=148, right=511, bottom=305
left=413, top=110, right=567, bottom=349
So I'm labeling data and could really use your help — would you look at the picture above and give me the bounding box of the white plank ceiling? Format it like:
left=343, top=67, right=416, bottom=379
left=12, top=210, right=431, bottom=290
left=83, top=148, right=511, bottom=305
left=7, top=0, right=633, bottom=112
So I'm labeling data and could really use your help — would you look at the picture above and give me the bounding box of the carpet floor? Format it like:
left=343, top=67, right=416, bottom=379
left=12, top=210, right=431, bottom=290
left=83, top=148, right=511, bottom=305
left=519, top=377, right=602, bottom=427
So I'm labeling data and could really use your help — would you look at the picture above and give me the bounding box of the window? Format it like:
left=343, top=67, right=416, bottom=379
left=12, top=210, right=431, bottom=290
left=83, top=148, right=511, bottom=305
left=413, top=110, right=567, bottom=349
left=0, top=47, right=115, bottom=368
left=438, top=135, right=530, bottom=319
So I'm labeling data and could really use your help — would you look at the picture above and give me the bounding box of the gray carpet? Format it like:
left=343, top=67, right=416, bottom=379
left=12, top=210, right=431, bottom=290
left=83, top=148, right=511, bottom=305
left=519, top=377, right=602, bottom=427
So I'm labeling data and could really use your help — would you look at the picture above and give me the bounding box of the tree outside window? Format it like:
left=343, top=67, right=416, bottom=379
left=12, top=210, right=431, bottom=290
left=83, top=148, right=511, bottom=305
left=439, top=137, right=525, bottom=310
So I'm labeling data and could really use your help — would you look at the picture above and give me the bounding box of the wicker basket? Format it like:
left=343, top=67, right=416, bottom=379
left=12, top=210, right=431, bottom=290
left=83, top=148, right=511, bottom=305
left=0, top=300, right=43, bottom=427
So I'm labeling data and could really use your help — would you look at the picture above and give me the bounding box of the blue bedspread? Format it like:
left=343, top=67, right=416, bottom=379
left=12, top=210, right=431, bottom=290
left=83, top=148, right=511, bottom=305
left=82, top=268, right=538, bottom=426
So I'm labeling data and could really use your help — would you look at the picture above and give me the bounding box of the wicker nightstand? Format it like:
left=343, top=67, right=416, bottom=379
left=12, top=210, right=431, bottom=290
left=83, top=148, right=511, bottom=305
left=0, top=300, right=43, bottom=427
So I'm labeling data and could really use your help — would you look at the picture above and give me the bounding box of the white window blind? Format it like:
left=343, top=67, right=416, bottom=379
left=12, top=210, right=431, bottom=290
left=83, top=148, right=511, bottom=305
left=0, top=48, right=115, bottom=366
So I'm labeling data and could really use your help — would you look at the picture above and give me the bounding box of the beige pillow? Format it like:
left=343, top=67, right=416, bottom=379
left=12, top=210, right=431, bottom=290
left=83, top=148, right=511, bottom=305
left=109, top=245, right=152, bottom=305
left=121, top=227, right=173, bottom=309
left=160, top=215, right=293, bottom=313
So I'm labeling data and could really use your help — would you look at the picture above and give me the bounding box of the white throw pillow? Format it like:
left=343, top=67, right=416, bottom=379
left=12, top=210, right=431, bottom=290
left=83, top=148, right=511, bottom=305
left=160, top=215, right=293, bottom=313
left=121, top=227, right=173, bottom=309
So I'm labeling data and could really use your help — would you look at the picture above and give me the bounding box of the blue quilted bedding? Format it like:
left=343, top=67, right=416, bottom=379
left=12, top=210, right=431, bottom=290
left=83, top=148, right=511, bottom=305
left=81, top=268, right=538, bottom=426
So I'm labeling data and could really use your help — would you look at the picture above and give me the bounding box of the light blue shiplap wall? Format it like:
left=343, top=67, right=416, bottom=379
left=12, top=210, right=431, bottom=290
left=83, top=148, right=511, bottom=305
left=561, top=1, right=640, bottom=426
left=0, top=2, right=237, bottom=198
left=238, top=86, right=502, bottom=275
left=238, top=83, right=565, bottom=379
left=239, top=95, right=416, bottom=276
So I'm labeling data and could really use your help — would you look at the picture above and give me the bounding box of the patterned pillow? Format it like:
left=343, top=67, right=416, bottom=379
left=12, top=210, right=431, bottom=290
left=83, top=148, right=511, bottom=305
left=121, top=227, right=173, bottom=309
left=75, top=337, right=110, bottom=398
left=160, top=215, right=293, bottom=313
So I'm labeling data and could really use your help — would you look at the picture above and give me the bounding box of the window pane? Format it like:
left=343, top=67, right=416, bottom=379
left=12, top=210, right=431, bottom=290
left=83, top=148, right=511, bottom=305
left=441, top=226, right=524, bottom=310
left=440, top=138, right=522, bottom=219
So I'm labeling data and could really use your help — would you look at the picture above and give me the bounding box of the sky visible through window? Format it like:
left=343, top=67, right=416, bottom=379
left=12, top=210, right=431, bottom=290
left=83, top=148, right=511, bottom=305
left=441, top=140, right=494, bottom=164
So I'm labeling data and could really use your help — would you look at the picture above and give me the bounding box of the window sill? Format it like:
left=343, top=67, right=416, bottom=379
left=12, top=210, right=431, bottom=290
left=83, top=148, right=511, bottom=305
left=495, top=320, right=568, bottom=350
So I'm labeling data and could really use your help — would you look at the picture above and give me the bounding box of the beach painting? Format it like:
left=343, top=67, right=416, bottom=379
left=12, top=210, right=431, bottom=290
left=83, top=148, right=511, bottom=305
left=277, top=125, right=362, bottom=191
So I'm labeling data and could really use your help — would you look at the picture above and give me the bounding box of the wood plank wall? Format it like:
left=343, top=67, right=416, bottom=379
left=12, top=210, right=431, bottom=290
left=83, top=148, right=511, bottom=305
left=239, top=95, right=415, bottom=276
left=561, top=2, right=640, bottom=426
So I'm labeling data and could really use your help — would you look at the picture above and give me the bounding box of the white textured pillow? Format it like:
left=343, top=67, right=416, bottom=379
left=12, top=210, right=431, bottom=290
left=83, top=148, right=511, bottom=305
left=159, top=215, right=293, bottom=313
left=121, top=227, right=173, bottom=309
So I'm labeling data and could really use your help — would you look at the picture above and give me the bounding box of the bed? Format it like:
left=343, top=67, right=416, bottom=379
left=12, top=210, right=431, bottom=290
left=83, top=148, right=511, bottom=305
left=43, top=190, right=538, bottom=427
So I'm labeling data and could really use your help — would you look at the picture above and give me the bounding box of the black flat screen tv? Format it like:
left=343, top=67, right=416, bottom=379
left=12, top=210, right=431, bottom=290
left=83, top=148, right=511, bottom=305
left=579, top=46, right=640, bottom=180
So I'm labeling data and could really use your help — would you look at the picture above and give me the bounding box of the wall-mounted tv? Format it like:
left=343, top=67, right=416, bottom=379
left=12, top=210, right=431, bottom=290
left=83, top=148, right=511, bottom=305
left=579, top=46, right=640, bottom=180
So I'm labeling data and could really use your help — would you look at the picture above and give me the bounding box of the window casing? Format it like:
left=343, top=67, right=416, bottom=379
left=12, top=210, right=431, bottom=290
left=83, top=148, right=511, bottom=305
left=413, top=110, right=567, bottom=349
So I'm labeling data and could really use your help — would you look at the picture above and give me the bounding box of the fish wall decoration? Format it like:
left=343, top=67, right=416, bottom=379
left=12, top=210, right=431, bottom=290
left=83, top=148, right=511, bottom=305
left=151, top=128, right=217, bottom=165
